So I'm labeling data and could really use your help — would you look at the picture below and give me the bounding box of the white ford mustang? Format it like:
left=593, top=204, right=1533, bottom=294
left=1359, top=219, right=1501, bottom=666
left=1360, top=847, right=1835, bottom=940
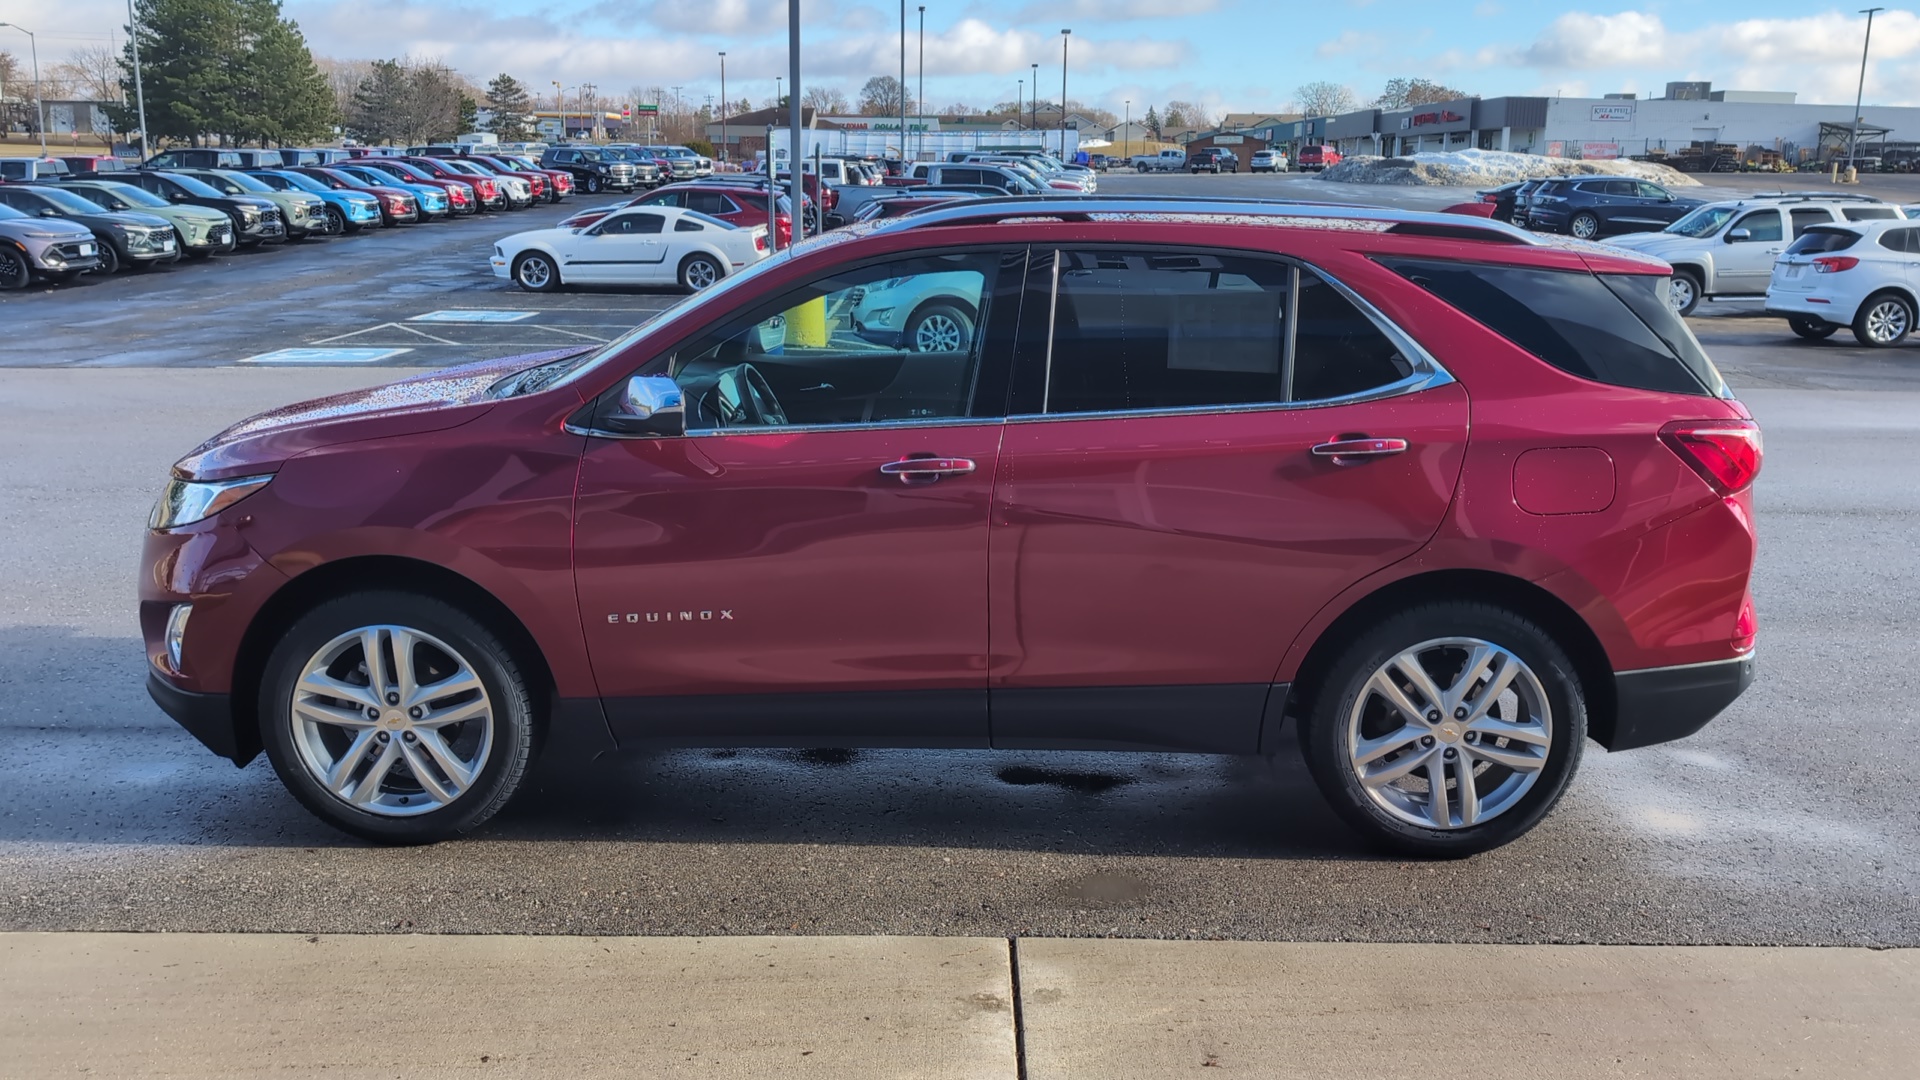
left=491, top=206, right=768, bottom=292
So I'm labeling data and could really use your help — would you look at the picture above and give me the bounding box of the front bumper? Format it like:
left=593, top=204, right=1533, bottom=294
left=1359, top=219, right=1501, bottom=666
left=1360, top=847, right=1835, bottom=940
left=238, top=218, right=286, bottom=243
left=147, top=672, right=246, bottom=764
left=32, top=238, right=103, bottom=272
left=1604, top=655, right=1754, bottom=751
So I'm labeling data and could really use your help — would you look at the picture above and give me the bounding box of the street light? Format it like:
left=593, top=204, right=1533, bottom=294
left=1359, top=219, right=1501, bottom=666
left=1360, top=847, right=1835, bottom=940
left=1060, top=29, right=1070, bottom=160
left=917, top=5, right=925, bottom=162
left=552, top=81, right=569, bottom=141
left=1017, top=78, right=1023, bottom=131
left=581, top=83, right=595, bottom=139
left=0, top=23, right=45, bottom=156
left=1030, top=63, right=1038, bottom=132
left=1124, top=99, right=1130, bottom=161
left=897, top=0, right=906, bottom=166
left=125, top=0, right=149, bottom=159
left=718, top=51, right=727, bottom=163
left=1849, top=7, right=1885, bottom=174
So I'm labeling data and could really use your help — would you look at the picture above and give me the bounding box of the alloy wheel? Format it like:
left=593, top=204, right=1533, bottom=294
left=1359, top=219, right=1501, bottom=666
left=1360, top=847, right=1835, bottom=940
left=1863, top=298, right=1911, bottom=344
left=516, top=255, right=552, bottom=289
left=1570, top=214, right=1600, bottom=240
left=1344, top=637, right=1553, bottom=830
left=288, top=625, right=495, bottom=818
left=912, top=312, right=965, bottom=352
left=684, top=258, right=718, bottom=290
left=1667, top=275, right=1697, bottom=315
left=0, top=249, right=26, bottom=290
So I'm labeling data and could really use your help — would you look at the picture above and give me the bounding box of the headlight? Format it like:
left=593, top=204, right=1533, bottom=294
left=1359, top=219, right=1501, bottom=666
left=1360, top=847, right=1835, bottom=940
left=149, top=474, right=272, bottom=530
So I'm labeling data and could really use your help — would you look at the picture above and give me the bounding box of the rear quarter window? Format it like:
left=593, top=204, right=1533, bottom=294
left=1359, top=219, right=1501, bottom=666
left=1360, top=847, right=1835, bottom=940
left=1377, top=258, right=1724, bottom=397
left=1844, top=207, right=1898, bottom=221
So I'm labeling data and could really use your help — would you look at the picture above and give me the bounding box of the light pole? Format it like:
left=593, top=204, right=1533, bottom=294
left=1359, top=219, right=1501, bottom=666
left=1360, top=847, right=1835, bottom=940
left=581, top=83, right=595, bottom=139
left=552, top=81, right=568, bottom=141
left=787, top=0, right=801, bottom=240
left=897, top=0, right=906, bottom=166
left=0, top=23, right=45, bottom=155
left=125, top=0, right=149, bottom=158
left=718, top=51, right=727, bottom=162
left=1849, top=7, right=1885, bottom=173
left=1017, top=78, right=1023, bottom=130
left=1124, top=99, right=1130, bottom=161
left=916, top=5, right=925, bottom=162
left=1059, top=29, right=1070, bottom=160
left=1030, top=63, right=1038, bottom=132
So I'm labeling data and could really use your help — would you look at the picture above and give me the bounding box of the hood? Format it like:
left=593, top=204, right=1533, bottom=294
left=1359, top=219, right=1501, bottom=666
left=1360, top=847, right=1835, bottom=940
left=172, top=205, right=233, bottom=224
left=173, top=348, right=594, bottom=481
left=105, top=210, right=176, bottom=229
left=2, top=218, right=94, bottom=240
left=1604, top=231, right=1691, bottom=256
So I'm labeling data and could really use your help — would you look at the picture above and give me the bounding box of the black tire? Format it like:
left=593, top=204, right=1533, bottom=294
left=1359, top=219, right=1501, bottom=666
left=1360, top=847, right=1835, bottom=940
left=1136, top=163, right=1148, bottom=173
left=259, top=590, right=537, bottom=844
left=1297, top=601, right=1587, bottom=858
left=679, top=252, right=723, bottom=292
left=511, top=251, right=560, bottom=292
left=904, top=303, right=974, bottom=353
left=1787, top=315, right=1838, bottom=341
left=0, top=247, right=27, bottom=290
left=1569, top=212, right=1601, bottom=240
left=322, top=206, right=346, bottom=235
left=584, top=174, right=603, bottom=194
left=1669, top=269, right=1703, bottom=317
left=94, top=243, right=121, bottom=275
left=1851, top=291, right=1915, bottom=348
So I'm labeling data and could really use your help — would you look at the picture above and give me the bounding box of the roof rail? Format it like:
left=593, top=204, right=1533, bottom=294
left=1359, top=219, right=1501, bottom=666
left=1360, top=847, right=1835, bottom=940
left=880, top=194, right=1544, bottom=244
left=1741, top=190, right=1883, bottom=203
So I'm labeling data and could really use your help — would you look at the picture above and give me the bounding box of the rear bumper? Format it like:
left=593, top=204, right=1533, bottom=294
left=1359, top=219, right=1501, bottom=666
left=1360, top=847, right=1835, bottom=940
left=1765, top=296, right=1852, bottom=322
left=1604, top=655, right=1754, bottom=751
left=147, top=671, right=249, bottom=765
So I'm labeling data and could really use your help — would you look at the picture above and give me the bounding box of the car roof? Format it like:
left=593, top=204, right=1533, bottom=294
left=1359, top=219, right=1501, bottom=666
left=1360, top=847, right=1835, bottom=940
left=1800, top=217, right=1911, bottom=235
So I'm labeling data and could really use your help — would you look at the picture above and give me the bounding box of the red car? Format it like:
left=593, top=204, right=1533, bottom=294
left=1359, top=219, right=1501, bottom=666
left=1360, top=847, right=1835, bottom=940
left=142, top=196, right=1759, bottom=853
left=400, top=157, right=506, bottom=210
left=353, top=158, right=480, bottom=216
left=479, top=154, right=573, bottom=202
left=561, top=183, right=797, bottom=247
left=1298, top=145, right=1343, bottom=171
left=290, top=166, right=419, bottom=225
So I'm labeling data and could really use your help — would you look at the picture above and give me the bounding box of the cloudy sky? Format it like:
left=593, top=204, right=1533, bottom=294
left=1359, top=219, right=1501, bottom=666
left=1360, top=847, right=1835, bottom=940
left=7, top=0, right=1919, bottom=114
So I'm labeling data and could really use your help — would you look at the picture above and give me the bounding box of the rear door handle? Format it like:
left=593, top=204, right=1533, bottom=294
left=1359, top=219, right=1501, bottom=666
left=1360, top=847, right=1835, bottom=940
left=879, top=457, right=977, bottom=484
left=1312, top=437, right=1408, bottom=465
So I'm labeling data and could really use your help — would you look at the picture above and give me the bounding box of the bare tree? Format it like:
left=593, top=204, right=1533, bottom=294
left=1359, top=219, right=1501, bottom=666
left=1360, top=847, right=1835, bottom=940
left=800, top=85, right=848, bottom=115
left=1293, top=81, right=1356, bottom=118
left=1373, top=77, right=1469, bottom=109
left=54, top=46, right=123, bottom=101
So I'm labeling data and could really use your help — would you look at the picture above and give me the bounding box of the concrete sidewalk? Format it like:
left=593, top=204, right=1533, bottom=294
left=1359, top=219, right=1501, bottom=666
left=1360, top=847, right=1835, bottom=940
left=3, top=934, right=1916, bottom=1079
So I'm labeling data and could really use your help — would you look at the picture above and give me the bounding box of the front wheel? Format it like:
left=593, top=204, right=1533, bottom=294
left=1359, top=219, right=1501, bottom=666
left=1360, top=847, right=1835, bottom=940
left=322, top=206, right=346, bottom=236
left=1788, top=315, right=1838, bottom=341
left=1298, top=602, right=1586, bottom=857
left=1668, top=270, right=1702, bottom=317
left=679, top=253, right=722, bottom=292
left=1569, top=212, right=1601, bottom=240
left=584, top=175, right=603, bottom=194
left=1852, top=292, right=1914, bottom=347
left=0, top=248, right=27, bottom=290
left=905, top=303, right=974, bottom=353
left=94, top=243, right=121, bottom=275
left=511, top=251, right=559, bottom=292
left=258, top=591, right=537, bottom=844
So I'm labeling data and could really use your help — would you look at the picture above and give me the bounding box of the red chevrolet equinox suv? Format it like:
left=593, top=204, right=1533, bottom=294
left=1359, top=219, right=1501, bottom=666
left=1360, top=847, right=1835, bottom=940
left=142, top=197, right=1761, bottom=854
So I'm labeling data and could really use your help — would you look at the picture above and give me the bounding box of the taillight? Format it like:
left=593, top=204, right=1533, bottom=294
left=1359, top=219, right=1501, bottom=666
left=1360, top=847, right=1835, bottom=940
left=754, top=232, right=767, bottom=251
left=1732, top=591, right=1757, bottom=653
left=1812, top=256, right=1858, bottom=273
left=1660, top=418, right=1763, bottom=496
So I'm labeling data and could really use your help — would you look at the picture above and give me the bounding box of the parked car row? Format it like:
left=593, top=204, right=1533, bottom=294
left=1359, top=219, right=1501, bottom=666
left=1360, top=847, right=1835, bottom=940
left=0, top=147, right=589, bottom=290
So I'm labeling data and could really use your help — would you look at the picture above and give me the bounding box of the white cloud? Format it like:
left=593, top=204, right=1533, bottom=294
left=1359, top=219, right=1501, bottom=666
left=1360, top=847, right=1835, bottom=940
left=1521, top=11, right=1668, bottom=69
left=1316, top=30, right=1384, bottom=58
left=1012, top=0, right=1220, bottom=19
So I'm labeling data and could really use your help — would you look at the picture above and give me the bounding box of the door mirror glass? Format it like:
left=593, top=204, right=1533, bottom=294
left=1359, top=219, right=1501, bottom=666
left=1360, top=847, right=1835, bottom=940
left=40, top=208, right=59, bottom=217
left=605, top=375, right=685, bottom=436
left=1727, top=228, right=1751, bottom=242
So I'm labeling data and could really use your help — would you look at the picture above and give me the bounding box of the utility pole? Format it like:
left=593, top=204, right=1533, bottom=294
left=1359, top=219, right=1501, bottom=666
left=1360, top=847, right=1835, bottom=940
left=670, top=85, right=682, bottom=141
left=788, top=0, right=802, bottom=240
left=718, top=51, right=727, bottom=162
left=1849, top=7, right=1885, bottom=174
left=0, top=24, right=45, bottom=155
left=898, top=0, right=906, bottom=166
left=126, top=0, right=149, bottom=159
left=1124, top=99, right=1130, bottom=161
left=916, top=5, right=925, bottom=162
left=1030, top=63, right=1038, bottom=133
left=552, top=81, right=565, bottom=140
left=1059, top=29, right=1070, bottom=160
left=581, top=83, right=595, bottom=139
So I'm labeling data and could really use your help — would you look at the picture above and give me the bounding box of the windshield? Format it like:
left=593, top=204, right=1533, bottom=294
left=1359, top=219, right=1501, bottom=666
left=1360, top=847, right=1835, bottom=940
left=683, top=210, right=732, bottom=229
left=379, top=161, right=430, bottom=180
left=445, top=161, right=487, bottom=175
left=91, top=182, right=170, bottom=208
left=270, top=171, right=329, bottom=194
left=36, top=187, right=110, bottom=213
left=211, top=170, right=274, bottom=193
left=1666, top=206, right=1737, bottom=238
left=322, top=169, right=376, bottom=189
left=163, top=173, right=226, bottom=197
left=0, top=204, right=26, bottom=220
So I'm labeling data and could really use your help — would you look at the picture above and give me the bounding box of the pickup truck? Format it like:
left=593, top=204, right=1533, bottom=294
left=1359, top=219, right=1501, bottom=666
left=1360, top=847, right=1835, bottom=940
left=1131, top=149, right=1186, bottom=172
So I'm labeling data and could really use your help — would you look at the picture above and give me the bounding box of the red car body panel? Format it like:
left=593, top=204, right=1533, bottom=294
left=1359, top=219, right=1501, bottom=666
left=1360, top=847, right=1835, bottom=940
left=142, top=217, right=1758, bottom=767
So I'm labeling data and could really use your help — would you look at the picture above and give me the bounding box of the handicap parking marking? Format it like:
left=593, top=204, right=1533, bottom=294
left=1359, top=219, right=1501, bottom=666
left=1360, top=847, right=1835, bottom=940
left=241, top=347, right=415, bottom=365
left=410, top=310, right=540, bottom=324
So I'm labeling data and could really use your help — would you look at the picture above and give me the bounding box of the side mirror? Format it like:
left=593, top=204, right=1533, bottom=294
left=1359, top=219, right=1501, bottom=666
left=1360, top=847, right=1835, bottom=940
left=1727, top=228, right=1752, bottom=242
left=40, top=208, right=59, bottom=217
left=171, top=192, right=188, bottom=202
left=605, top=375, right=685, bottom=437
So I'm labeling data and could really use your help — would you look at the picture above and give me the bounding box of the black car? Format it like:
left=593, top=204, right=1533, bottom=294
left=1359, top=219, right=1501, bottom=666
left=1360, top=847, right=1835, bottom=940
left=141, top=149, right=247, bottom=170
left=1188, top=147, right=1239, bottom=174
left=120, top=170, right=286, bottom=246
left=0, top=183, right=181, bottom=274
left=1522, top=176, right=1702, bottom=239
left=540, top=146, right=649, bottom=194
left=1477, top=181, right=1527, bottom=223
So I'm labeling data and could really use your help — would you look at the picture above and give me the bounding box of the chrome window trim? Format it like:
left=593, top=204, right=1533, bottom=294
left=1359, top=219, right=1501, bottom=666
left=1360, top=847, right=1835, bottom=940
left=568, top=414, right=1000, bottom=440
left=1015, top=252, right=1454, bottom=422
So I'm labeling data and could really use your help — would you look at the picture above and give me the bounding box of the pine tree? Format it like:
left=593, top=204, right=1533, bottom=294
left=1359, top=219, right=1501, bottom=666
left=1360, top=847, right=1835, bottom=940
left=348, top=59, right=408, bottom=144
left=457, top=94, right=479, bottom=135
left=485, top=74, right=533, bottom=141
left=112, top=0, right=333, bottom=146
left=1144, top=105, right=1161, bottom=139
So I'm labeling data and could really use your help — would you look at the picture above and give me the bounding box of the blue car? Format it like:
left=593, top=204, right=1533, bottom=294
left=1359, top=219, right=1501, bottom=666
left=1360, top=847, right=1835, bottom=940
left=249, top=169, right=384, bottom=234
left=337, top=164, right=450, bottom=220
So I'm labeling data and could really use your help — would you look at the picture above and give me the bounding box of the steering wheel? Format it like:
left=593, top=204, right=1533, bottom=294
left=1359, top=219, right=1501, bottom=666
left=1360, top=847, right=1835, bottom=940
left=718, top=363, right=788, bottom=427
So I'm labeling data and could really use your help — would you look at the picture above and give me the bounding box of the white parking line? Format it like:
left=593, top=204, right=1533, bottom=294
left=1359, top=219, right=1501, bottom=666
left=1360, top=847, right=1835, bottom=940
left=239, top=348, right=415, bottom=365
left=409, top=310, right=540, bottom=323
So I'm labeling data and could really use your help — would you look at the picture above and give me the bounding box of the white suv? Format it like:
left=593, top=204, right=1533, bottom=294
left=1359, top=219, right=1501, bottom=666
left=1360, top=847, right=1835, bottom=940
left=1766, top=220, right=1920, bottom=347
left=1606, top=194, right=1905, bottom=315
left=1251, top=149, right=1289, bottom=173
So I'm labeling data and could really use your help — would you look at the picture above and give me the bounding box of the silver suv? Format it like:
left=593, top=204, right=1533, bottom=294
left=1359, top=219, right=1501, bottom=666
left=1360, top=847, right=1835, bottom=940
left=0, top=201, right=102, bottom=288
left=1606, top=192, right=1907, bottom=315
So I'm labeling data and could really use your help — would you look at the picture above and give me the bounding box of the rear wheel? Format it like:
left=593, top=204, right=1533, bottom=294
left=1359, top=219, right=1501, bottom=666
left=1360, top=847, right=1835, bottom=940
left=679, top=253, right=722, bottom=292
left=1787, top=315, right=1839, bottom=341
left=258, top=591, right=537, bottom=844
left=1852, top=292, right=1914, bottom=347
left=1668, top=269, right=1703, bottom=317
left=511, top=251, right=559, bottom=292
left=1569, top=212, right=1601, bottom=240
left=1298, top=602, right=1586, bottom=857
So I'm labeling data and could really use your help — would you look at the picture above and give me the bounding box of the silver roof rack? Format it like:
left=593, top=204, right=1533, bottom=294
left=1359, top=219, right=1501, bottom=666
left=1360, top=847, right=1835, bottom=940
left=879, top=194, right=1544, bottom=244
left=1739, top=191, right=1884, bottom=203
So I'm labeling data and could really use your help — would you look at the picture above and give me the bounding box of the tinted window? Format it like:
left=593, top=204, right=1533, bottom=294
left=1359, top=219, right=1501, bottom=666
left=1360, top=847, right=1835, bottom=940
left=1379, top=258, right=1713, bottom=396
left=1292, top=271, right=1415, bottom=401
left=661, top=252, right=1004, bottom=428
left=944, top=168, right=983, bottom=185
left=674, top=218, right=706, bottom=232
left=1602, top=180, right=1636, bottom=197
left=1044, top=250, right=1291, bottom=414
left=600, top=212, right=664, bottom=234
left=686, top=192, right=735, bottom=215
left=1790, top=208, right=1834, bottom=237
left=1786, top=228, right=1859, bottom=254
left=1844, top=206, right=1897, bottom=221
left=1636, top=182, right=1670, bottom=199
left=1878, top=228, right=1920, bottom=254
left=1731, top=210, right=1782, bottom=242
left=645, top=191, right=683, bottom=207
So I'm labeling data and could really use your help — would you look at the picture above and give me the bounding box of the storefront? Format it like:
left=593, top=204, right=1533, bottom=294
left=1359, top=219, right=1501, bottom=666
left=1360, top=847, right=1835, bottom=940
left=1379, top=99, right=1476, bottom=155
left=1325, top=109, right=1381, bottom=159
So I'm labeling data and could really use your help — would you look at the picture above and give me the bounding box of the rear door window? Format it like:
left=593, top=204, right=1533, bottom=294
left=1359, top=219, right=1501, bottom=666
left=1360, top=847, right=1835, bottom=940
left=1878, top=227, right=1920, bottom=254
left=1378, top=258, right=1722, bottom=397
left=1790, top=208, right=1835, bottom=236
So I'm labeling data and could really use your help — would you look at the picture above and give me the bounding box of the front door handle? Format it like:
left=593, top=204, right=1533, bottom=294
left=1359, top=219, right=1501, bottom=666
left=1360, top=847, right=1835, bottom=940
left=879, top=456, right=977, bottom=484
left=1312, top=437, right=1409, bottom=465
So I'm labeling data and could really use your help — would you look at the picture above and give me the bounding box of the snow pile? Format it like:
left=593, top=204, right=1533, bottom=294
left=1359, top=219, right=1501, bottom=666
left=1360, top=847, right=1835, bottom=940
left=1318, top=148, right=1701, bottom=188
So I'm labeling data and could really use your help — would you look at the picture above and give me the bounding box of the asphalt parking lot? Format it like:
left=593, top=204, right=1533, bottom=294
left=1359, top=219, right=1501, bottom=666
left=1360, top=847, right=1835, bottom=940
left=2, top=173, right=1918, bottom=946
